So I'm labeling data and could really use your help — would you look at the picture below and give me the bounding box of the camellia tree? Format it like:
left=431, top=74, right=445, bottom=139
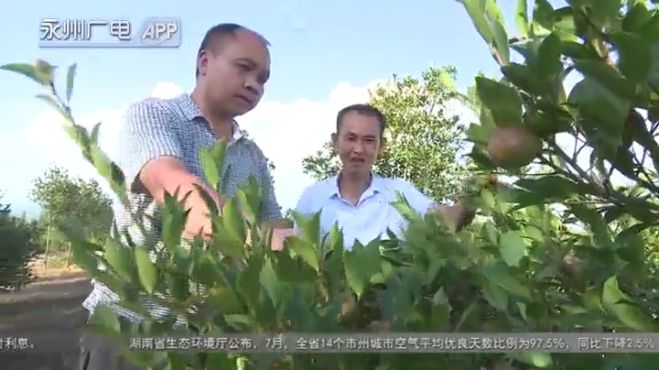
left=3, top=1, right=659, bottom=368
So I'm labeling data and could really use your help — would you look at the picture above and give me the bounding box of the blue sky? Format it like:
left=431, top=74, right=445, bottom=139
left=1, top=0, right=568, bottom=218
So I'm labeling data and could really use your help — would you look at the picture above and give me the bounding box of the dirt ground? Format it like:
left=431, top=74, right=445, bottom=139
left=0, top=263, right=92, bottom=370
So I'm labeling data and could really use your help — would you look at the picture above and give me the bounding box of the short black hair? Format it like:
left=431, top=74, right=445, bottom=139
left=195, top=23, right=270, bottom=78
left=336, top=104, right=386, bottom=137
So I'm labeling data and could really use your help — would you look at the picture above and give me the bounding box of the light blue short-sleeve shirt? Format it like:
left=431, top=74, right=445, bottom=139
left=295, top=174, right=435, bottom=249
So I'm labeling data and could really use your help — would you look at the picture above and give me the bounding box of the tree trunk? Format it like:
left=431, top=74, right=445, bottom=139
left=43, top=215, right=51, bottom=268
left=66, top=242, right=72, bottom=267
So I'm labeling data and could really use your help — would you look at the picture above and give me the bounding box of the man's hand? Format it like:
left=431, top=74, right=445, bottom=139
left=432, top=201, right=476, bottom=233
left=261, top=218, right=296, bottom=251
left=138, top=156, right=222, bottom=241
left=436, top=202, right=476, bottom=232
left=270, top=228, right=297, bottom=251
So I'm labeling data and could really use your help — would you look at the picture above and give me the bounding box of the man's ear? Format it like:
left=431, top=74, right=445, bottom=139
left=378, top=136, right=386, bottom=154
left=197, top=50, right=209, bottom=76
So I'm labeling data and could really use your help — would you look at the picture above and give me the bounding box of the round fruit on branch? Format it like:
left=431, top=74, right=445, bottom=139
left=486, top=125, right=542, bottom=169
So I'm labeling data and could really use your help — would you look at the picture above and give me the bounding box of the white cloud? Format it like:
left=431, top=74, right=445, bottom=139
left=149, top=82, right=184, bottom=99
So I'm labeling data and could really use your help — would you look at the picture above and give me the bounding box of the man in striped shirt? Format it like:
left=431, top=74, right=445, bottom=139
left=78, top=23, right=283, bottom=370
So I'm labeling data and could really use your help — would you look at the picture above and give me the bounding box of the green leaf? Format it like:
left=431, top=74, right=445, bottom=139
left=70, top=240, right=101, bottom=276
left=272, top=248, right=317, bottom=283
left=510, top=38, right=543, bottom=64
left=166, top=274, right=190, bottom=302
left=36, top=93, right=68, bottom=118
left=561, top=41, right=599, bottom=59
left=481, top=262, right=532, bottom=300
left=568, top=75, right=631, bottom=151
left=211, top=226, right=244, bottom=259
left=573, top=59, right=635, bottom=98
left=89, top=305, right=121, bottom=338
left=534, top=33, right=563, bottom=78
left=89, top=145, right=114, bottom=180
left=514, top=175, right=579, bottom=203
left=199, top=146, right=220, bottom=189
left=205, top=353, right=235, bottom=370
left=194, top=252, right=226, bottom=287
left=199, top=140, right=227, bottom=190
left=390, top=191, right=421, bottom=221
left=581, top=0, right=623, bottom=28
left=553, top=6, right=579, bottom=41
left=236, top=252, right=265, bottom=312
left=343, top=238, right=382, bottom=298
left=259, top=257, right=286, bottom=310
left=602, top=275, right=655, bottom=331
left=103, top=238, right=134, bottom=281
left=614, top=225, right=645, bottom=267
left=489, top=18, right=510, bottom=65
left=222, top=197, right=246, bottom=243
left=292, top=210, right=322, bottom=246
left=501, top=63, right=547, bottom=96
left=429, top=287, right=451, bottom=331
left=235, top=178, right=261, bottom=224
left=191, top=183, right=219, bottom=222
left=160, top=190, right=188, bottom=252
left=460, top=0, right=494, bottom=45
left=510, top=351, right=552, bottom=368
left=66, top=63, right=76, bottom=102
left=135, top=247, right=158, bottom=294
left=610, top=31, right=652, bottom=83
left=90, top=122, right=101, bottom=143
left=582, top=286, right=605, bottom=312
left=532, top=0, right=555, bottom=34
left=570, top=204, right=612, bottom=249
left=475, top=76, right=523, bottom=125
left=223, top=314, right=252, bottom=331
left=499, top=230, right=527, bottom=267
left=0, top=62, right=49, bottom=86
left=623, top=3, right=652, bottom=33
left=482, top=280, right=509, bottom=311
left=206, top=286, right=243, bottom=315
left=286, top=236, right=319, bottom=272
left=515, top=0, right=529, bottom=37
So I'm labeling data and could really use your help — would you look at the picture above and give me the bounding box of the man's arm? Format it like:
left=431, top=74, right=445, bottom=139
left=120, top=99, right=221, bottom=238
left=138, top=156, right=220, bottom=209
left=257, top=156, right=283, bottom=222
left=396, top=179, right=475, bottom=232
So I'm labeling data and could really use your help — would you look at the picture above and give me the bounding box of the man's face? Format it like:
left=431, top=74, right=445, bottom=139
left=198, top=30, right=271, bottom=117
left=333, top=111, right=383, bottom=176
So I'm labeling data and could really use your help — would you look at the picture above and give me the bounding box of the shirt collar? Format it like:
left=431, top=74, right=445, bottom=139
left=177, top=93, right=245, bottom=143
left=326, top=171, right=383, bottom=201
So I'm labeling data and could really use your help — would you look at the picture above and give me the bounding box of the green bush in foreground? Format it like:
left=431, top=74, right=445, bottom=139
left=3, top=1, right=659, bottom=368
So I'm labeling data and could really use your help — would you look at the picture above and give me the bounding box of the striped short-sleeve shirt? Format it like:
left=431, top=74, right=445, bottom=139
left=82, top=92, right=282, bottom=322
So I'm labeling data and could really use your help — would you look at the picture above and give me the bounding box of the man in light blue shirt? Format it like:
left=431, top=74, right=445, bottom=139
left=295, top=104, right=474, bottom=249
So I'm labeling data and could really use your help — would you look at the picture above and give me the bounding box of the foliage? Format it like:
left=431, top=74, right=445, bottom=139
left=302, top=66, right=472, bottom=202
left=0, top=195, right=40, bottom=291
left=4, top=1, right=659, bottom=367
left=30, top=165, right=114, bottom=248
